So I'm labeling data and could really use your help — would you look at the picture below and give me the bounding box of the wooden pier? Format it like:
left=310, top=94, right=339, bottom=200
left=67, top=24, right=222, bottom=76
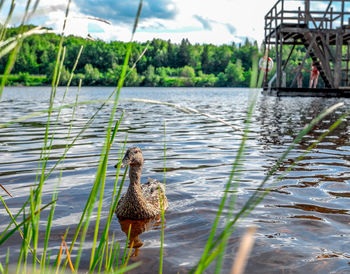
left=263, top=0, right=350, bottom=97
left=263, top=87, right=350, bottom=97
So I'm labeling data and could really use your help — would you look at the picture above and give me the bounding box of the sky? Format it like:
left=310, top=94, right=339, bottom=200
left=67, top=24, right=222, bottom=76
left=1, top=0, right=307, bottom=45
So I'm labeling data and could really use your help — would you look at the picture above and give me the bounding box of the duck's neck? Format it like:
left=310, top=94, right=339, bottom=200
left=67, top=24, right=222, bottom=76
left=126, top=165, right=143, bottom=198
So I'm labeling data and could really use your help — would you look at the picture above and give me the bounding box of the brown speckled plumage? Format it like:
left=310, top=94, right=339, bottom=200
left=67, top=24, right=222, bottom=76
left=115, top=147, right=168, bottom=220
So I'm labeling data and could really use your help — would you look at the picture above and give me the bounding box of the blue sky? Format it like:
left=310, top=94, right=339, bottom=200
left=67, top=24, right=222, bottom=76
left=1, top=0, right=302, bottom=44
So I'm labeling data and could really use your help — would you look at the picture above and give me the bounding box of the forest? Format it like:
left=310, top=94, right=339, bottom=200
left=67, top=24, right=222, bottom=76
left=0, top=25, right=313, bottom=87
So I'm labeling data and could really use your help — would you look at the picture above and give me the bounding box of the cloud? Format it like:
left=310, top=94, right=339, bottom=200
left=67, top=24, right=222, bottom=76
left=193, top=15, right=212, bottom=30
left=225, top=23, right=236, bottom=34
left=139, top=21, right=167, bottom=31
left=4, top=0, right=281, bottom=45
left=88, top=23, right=104, bottom=33
left=73, top=0, right=177, bottom=24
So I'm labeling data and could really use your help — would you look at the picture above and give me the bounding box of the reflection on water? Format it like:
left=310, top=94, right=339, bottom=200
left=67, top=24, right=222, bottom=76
left=0, top=87, right=350, bottom=273
left=118, top=217, right=162, bottom=257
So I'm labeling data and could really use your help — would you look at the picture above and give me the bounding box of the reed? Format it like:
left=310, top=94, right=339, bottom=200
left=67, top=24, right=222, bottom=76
left=190, top=100, right=348, bottom=273
left=0, top=0, right=43, bottom=99
left=1, top=0, right=349, bottom=273
left=0, top=0, right=144, bottom=273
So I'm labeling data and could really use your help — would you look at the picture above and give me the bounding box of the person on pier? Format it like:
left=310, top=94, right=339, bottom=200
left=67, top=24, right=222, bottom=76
left=309, top=63, right=319, bottom=88
left=294, top=62, right=306, bottom=88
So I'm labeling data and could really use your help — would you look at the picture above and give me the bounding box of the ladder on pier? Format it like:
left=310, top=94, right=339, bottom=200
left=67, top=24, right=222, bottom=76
left=263, top=0, right=350, bottom=91
left=299, top=33, right=333, bottom=88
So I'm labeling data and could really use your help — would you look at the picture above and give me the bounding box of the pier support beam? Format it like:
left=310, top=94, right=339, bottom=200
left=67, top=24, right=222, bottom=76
left=334, top=29, right=344, bottom=88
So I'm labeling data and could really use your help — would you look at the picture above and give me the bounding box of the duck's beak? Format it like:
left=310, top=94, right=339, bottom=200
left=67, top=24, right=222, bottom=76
left=115, top=155, right=130, bottom=168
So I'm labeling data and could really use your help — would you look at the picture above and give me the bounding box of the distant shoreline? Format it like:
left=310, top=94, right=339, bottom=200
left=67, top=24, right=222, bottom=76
left=1, top=25, right=258, bottom=88
left=1, top=74, right=251, bottom=88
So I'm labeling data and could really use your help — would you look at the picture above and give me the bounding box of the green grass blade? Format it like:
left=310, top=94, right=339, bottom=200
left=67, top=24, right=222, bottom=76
left=110, top=111, right=124, bottom=144
left=194, top=93, right=257, bottom=273
left=40, top=84, right=81, bottom=271
left=20, top=214, right=31, bottom=272
left=0, top=39, right=21, bottom=99
left=0, top=196, right=40, bottom=264
left=89, top=154, right=109, bottom=268
left=249, top=52, right=259, bottom=88
left=97, top=244, right=106, bottom=273
left=46, top=249, right=51, bottom=272
left=107, top=234, right=117, bottom=271
left=121, top=224, right=132, bottom=266
left=74, top=1, right=142, bottom=269
left=0, top=0, right=15, bottom=41
left=131, top=0, right=143, bottom=40
left=114, top=242, right=120, bottom=271
left=0, top=195, right=23, bottom=238
left=163, top=120, right=166, bottom=185
left=159, top=190, right=165, bottom=274
left=89, top=114, right=125, bottom=269
left=90, top=144, right=127, bottom=271
left=30, top=186, right=39, bottom=269
left=115, top=262, right=142, bottom=274
left=31, top=2, right=71, bottom=265
left=159, top=120, right=167, bottom=274
left=41, top=180, right=59, bottom=269
left=0, top=200, right=56, bottom=246
left=213, top=94, right=257, bottom=273
left=193, top=102, right=347, bottom=272
left=5, top=248, right=9, bottom=274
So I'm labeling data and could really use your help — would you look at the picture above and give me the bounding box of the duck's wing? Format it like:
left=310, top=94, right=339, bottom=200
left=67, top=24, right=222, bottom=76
left=145, top=177, right=165, bottom=193
left=141, top=178, right=168, bottom=209
left=141, top=178, right=166, bottom=206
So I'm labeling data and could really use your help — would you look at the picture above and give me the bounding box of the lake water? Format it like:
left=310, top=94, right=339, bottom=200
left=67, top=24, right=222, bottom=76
left=0, top=87, right=350, bottom=273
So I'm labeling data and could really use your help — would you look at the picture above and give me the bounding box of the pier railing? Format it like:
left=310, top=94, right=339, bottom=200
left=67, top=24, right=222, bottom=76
left=265, top=0, right=350, bottom=40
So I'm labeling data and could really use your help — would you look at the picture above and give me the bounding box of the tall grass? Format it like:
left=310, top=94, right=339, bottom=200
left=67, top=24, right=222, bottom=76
left=190, top=100, right=348, bottom=273
left=188, top=55, right=349, bottom=273
left=158, top=120, right=167, bottom=274
left=0, top=0, right=144, bottom=273
left=0, top=0, right=43, bottom=99
left=0, top=0, right=349, bottom=273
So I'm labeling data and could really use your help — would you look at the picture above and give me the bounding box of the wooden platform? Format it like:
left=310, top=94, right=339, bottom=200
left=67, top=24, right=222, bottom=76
left=263, top=0, right=350, bottom=91
left=265, top=23, right=350, bottom=45
left=263, top=87, right=350, bottom=97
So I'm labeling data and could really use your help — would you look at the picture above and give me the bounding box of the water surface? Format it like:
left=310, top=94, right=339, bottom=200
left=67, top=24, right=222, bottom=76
left=0, top=87, right=350, bottom=273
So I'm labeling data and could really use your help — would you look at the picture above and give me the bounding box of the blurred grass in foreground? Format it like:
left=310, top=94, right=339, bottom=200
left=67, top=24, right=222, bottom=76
left=0, top=1, right=349, bottom=273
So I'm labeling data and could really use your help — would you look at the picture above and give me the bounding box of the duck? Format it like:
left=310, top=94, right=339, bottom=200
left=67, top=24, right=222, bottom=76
left=115, top=147, right=168, bottom=220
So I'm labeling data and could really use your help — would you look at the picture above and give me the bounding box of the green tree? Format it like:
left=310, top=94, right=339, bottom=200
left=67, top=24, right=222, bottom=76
left=0, top=25, right=265, bottom=88
left=166, top=40, right=177, bottom=68
left=211, top=46, right=232, bottom=75
left=143, top=65, right=159, bottom=86
left=181, top=66, right=195, bottom=78
left=14, top=42, right=39, bottom=74
left=225, top=60, right=245, bottom=86
left=201, top=45, right=210, bottom=74
left=84, top=64, right=100, bottom=85
left=177, top=38, right=191, bottom=67
left=125, top=68, right=143, bottom=86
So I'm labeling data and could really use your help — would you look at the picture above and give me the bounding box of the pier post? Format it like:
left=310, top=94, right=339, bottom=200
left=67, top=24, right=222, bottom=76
left=334, top=29, right=344, bottom=88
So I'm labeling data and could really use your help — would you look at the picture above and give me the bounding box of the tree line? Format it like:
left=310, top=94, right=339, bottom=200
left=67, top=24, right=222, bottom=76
left=0, top=25, right=266, bottom=87
left=2, top=25, right=318, bottom=88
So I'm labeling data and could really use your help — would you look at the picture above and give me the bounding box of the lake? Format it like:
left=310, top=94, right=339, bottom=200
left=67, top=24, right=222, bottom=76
left=0, top=87, right=350, bottom=273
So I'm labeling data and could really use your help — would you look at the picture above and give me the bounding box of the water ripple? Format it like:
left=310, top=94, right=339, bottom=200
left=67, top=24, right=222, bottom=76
left=0, top=87, right=350, bottom=272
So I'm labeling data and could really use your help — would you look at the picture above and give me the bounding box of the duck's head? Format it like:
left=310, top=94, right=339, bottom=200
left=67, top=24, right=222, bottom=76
left=115, top=147, right=144, bottom=168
